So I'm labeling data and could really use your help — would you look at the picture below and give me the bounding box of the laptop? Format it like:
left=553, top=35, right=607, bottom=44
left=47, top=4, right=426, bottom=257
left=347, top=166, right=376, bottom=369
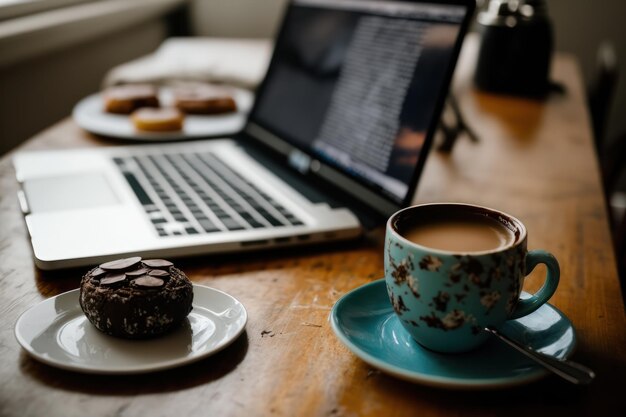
left=13, top=0, right=475, bottom=270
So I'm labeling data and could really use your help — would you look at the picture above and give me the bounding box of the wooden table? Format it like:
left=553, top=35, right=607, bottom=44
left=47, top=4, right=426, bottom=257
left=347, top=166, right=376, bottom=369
left=1, top=37, right=625, bottom=417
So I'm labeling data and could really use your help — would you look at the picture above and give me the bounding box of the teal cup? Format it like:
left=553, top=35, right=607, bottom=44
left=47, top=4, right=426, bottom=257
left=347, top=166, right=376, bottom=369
left=384, top=203, right=560, bottom=353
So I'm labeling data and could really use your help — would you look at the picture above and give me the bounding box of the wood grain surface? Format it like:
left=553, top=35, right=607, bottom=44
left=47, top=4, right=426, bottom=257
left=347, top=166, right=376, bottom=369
left=1, top=36, right=625, bottom=417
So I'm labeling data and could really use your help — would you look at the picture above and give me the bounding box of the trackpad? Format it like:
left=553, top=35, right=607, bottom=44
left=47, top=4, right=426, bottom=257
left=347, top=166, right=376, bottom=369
left=23, top=173, right=120, bottom=213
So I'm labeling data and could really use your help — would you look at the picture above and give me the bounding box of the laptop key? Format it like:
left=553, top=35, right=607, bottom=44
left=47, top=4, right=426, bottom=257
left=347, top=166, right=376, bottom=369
left=221, top=218, right=245, bottom=230
left=199, top=220, right=220, bottom=233
left=123, top=173, right=153, bottom=206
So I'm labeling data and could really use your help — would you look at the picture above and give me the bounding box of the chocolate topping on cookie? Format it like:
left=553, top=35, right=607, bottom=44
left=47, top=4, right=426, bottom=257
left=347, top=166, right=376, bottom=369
left=100, top=256, right=142, bottom=271
left=148, top=269, right=169, bottom=278
left=91, top=267, right=107, bottom=278
left=133, top=276, right=165, bottom=288
left=142, top=259, right=174, bottom=268
left=100, top=273, right=127, bottom=286
left=125, top=267, right=149, bottom=277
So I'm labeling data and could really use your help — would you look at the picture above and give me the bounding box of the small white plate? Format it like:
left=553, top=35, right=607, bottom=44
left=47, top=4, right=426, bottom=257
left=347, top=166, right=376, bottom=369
left=72, top=87, right=254, bottom=141
left=15, top=284, right=247, bottom=374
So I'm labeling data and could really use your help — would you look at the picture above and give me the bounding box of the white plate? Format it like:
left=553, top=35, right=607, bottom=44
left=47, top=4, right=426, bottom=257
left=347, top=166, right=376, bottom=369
left=15, top=284, right=247, bottom=374
left=72, top=87, right=254, bottom=141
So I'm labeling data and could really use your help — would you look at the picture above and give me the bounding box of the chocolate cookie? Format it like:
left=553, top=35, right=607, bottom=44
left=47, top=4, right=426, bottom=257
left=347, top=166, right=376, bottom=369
left=131, top=107, right=184, bottom=132
left=79, top=257, right=193, bottom=339
left=103, top=84, right=160, bottom=114
left=172, top=84, right=238, bottom=115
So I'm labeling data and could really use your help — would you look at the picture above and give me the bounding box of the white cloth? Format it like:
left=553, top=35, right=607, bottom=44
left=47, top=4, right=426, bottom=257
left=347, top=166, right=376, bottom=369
left=103, top=37, right=273, bottom=90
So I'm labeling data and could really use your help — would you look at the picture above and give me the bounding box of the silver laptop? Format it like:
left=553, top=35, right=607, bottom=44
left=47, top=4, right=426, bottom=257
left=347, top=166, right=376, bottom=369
left=13, top=0, right=474, bottom=270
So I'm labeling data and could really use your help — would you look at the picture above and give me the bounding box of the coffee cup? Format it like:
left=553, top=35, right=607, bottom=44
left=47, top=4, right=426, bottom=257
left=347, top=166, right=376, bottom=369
left=384, top=203, right=559, bottom=353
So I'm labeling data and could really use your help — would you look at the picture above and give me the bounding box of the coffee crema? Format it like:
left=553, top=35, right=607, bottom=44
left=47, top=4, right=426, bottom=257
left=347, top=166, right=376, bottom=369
left=401, top=216, right=514, bottom=253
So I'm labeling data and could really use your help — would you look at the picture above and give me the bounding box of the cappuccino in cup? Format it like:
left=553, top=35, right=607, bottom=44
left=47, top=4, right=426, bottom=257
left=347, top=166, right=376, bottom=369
left=385, top=203, right=559, bottom=353
left=402, top=214, right=514, bottom=253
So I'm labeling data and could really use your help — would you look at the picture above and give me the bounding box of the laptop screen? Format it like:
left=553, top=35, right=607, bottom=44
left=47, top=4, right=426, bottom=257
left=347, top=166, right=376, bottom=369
left=246, top=0, right=472, bottom=208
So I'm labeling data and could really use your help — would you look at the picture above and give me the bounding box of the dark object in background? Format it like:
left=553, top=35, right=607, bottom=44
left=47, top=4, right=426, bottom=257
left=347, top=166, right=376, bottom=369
left=588, top=42, right=618, bottom=148
left=437, top=94, right=479, bottom=153
left=474, top=0, right=553, bottom=98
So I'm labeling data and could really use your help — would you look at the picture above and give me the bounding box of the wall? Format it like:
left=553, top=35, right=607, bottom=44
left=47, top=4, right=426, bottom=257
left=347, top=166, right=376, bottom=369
left=190, top=0, right=287, bottom=38
left=0, top=21, right=166, bottom=155
left=0, top=0, right=188, bottom=156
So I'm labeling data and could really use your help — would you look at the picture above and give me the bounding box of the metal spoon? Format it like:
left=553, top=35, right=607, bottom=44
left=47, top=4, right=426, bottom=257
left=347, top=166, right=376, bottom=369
left=484, top=326, right=596, bottom=385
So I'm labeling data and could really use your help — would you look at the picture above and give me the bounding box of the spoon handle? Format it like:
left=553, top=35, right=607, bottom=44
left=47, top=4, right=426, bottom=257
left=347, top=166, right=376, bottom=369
left=484, top=326, right=595, bottom=385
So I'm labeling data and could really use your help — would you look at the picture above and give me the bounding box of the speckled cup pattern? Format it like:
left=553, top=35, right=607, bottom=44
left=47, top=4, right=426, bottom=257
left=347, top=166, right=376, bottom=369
left=384, top=204, right=560, bottom=353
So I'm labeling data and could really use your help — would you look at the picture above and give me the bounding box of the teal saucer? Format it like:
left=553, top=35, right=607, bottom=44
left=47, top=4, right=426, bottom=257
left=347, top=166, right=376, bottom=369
left=330, top=279, right=576, bottom=389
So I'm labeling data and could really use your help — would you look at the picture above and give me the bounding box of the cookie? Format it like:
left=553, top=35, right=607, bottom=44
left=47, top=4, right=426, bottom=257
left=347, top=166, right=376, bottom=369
left=79, top=257, right=193, bottom=339
left=103, top=84, right=160, bottom=114
left=173, top=84, right=238, bottom=115
left=130, top=107, right=184, bottom=132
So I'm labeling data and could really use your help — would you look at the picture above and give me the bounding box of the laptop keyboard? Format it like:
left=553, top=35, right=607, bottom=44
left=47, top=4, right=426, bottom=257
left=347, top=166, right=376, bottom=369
left=113, top=151, right=304, bottom=237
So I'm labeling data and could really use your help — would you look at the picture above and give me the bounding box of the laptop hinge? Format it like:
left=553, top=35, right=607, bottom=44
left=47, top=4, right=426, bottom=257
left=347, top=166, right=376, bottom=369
left=237, top=136, right=394, bottom=230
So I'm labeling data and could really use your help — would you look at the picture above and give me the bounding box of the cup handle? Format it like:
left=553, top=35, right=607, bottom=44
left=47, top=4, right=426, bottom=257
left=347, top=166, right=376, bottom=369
left=509, top=250, right=560, bottom=320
